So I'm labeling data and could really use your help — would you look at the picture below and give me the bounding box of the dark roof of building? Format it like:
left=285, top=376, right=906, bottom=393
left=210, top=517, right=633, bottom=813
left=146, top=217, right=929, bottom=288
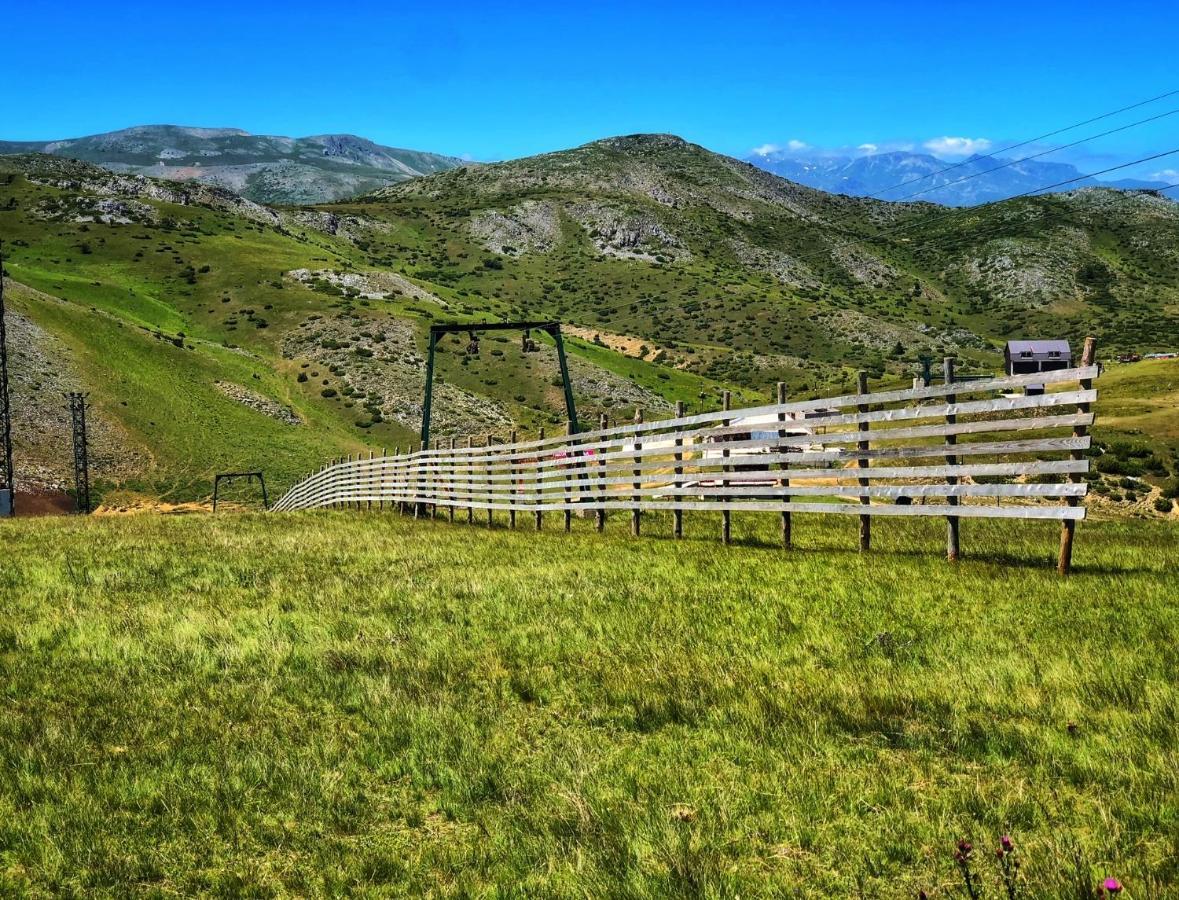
left=1005, top=339, right=1071, bottom=355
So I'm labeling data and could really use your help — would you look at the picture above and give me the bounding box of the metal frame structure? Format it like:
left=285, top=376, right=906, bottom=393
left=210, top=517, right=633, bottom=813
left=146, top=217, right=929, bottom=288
left=212, top=471, right=269, bottom=513
left=0, top=242, right=14, bottom=517
left=420, top=321, right=579, bottom=446
left=66, top=392, right=91, bottom=514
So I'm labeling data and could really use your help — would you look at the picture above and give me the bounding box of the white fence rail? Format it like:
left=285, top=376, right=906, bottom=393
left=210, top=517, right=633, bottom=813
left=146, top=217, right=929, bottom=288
left=273, top=361, right=1099, bottom=569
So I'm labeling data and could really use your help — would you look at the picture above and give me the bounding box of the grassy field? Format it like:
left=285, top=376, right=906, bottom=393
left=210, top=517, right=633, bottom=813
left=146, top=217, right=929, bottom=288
left=1, top=510, right=1175, bottom=896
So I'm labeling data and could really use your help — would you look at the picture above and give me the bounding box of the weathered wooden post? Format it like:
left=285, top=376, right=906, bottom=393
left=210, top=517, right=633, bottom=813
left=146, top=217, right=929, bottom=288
left=393, top=447, right=401, bottom=513
left=535, top=427, right=544, bottom=531
left=448, top=438, right=456, bottom=523
left=467, top=436, right=475, bottom=524
left=431, top=439, right=440, bottom=519
left=673, top=400, right=685, bottom=539
left=485, top=433, right=494, bottom=528
left=632, top=408, right=643, bottom=536
left=1059, top=336, right=1097, bottom=575
left=857, top=372, right=871, bottom=552
left=379, top=448, right=386, bottom=511
left=596, top=413, right=608, bottom=533
left=721, top=391, right=732, bottom=545
left=564, top=420, right=574, bottom=532
left=776, top=382, right=791, bottom=549
left=363, top=448, right=372, bottom=509
left=508, top=429, right=517, bottom=529
left=346, top=454, right=354, bottom=509
left=414, top=444, right=426, bottom=518
left=944, top=357, right=960, bottom=562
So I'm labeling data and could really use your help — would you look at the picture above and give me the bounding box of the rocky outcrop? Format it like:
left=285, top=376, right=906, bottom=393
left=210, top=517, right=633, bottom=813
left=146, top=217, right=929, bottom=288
left=286, top=269, right=449, bottom=307
left=214, top=382, right=301, bottom=425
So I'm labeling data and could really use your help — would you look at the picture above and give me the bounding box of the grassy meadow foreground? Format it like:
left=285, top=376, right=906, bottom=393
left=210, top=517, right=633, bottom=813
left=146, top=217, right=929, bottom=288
left=0, top=511, right=1176, bottom=896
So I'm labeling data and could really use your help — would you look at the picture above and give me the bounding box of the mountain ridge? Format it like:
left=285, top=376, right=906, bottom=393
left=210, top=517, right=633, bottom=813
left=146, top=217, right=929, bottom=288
left=0, top=124, right=465, bottom=205
left=746, top=146, right=1173, bottom=205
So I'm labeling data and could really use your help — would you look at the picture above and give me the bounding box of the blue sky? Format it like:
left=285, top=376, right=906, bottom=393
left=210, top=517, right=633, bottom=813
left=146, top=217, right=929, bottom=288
left=6, top=1, right=1178, bottom=180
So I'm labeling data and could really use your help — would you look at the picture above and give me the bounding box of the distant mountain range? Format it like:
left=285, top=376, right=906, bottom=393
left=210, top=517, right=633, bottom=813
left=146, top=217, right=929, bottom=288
left=745, top=148, right=1173, bottom=206
left=4, top=125, right=1173, bottom=209
left=0, top=125, right=464, bottom=204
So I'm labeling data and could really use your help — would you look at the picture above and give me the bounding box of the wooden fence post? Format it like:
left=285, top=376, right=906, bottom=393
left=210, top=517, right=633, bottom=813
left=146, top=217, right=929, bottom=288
left=857, top=372, right=871, bottom=552
left=1059, top=336, right=1097, bottom=575
left=467, top=436, right=475, bottom=524
left=415, top=444, right=425, bottom=519
left=430, top=440, right=439, bottom=519
left=673, top=400, right=685, bottom=539
left=366, top=450, right=373, bottom=511
left=535, top=427, right=544, bottom=531
left=776, top=382, right=791, bottom=549
left=448, top=438, right=456, bottom=523
left=485, top=433, right=494, bottom=528
left=632, top=409, right=643, bottom=536
left=379, top=448, right=386, bottom=511
left=945, top=357, right=960, bottom=562
left=596, top=413, right=607, bottom=533
left=564, top=420, right=574, bottom=532
left=393, top=447, right=401, bottom=513
left=509, top=429, right=517, bottom=529
left=721, top=391, right=732, bottom=545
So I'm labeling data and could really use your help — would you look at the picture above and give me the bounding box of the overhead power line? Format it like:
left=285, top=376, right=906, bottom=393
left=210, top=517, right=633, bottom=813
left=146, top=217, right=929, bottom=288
left=884, top=106, right=1179, bottom=205
left=844, top=87, right=1179, bottom=202
left=775, top=91, right=1179, bottom=242
left=787, top=145, right=1179, bottom=267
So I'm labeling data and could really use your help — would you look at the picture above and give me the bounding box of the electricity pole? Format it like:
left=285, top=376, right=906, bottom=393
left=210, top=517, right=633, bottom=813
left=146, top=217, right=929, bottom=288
left=0, top=241, right=14, bottom=517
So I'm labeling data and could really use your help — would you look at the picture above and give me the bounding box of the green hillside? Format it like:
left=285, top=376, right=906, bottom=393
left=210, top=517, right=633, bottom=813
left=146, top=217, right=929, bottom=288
left=0, top=153, right=744, bottom=504
left=357, top=134, right=1179, bottom=367
left=1, top=137, right=1177, bottom=508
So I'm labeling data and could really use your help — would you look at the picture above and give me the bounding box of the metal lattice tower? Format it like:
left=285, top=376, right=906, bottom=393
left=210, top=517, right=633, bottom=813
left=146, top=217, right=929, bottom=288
left=66, top=392, right=91, bottom=514
left=0, top=241, right=14, bottom=517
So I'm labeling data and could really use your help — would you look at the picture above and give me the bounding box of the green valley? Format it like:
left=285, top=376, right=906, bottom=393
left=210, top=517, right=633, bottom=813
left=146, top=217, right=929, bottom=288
left=1, top=135, right=1177, bottom=509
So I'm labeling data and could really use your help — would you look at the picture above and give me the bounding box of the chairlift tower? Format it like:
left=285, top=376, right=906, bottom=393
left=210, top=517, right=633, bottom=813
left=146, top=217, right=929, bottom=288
left=420, top=320, right=580, bottom=446
left=66, top=392, right=91, bottom=514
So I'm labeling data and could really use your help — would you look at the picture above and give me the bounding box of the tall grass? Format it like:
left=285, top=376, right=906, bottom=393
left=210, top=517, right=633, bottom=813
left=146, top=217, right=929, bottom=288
left=0, top=511, right=1175, bottom=896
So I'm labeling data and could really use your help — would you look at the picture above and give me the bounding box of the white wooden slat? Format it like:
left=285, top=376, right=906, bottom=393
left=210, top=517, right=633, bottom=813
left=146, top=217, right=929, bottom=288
left=349, top=391, right=1094, bottom=479
left=290, top=492, right=1087, bottom=521
left=399, top=364, right=1101, bottom=458
left=300, top=459, right=1091, bottom=505
left=325, top=424, right=1091, bottom=489
left=281, top=457, right=1092, bottom=506
left=272, top=372, right=1100, bottom=520
left=327, top=481, right=1088, bottom=502
left=336, top=443, right=1092, bottom=492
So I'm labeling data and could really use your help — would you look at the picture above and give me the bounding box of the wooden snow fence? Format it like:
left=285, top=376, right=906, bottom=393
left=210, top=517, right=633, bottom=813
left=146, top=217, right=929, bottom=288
left=274, top=348, right=1099, bottom=573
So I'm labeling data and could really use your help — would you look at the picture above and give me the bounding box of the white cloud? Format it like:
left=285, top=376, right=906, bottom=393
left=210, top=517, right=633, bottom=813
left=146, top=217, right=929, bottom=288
left=750, top=139, right=808, bottom=157
left=857, top=143, right=878, bottom=153
left=1151, top=168, right=1179, bottom=183
left=922, top=136, right=992, bottom=157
